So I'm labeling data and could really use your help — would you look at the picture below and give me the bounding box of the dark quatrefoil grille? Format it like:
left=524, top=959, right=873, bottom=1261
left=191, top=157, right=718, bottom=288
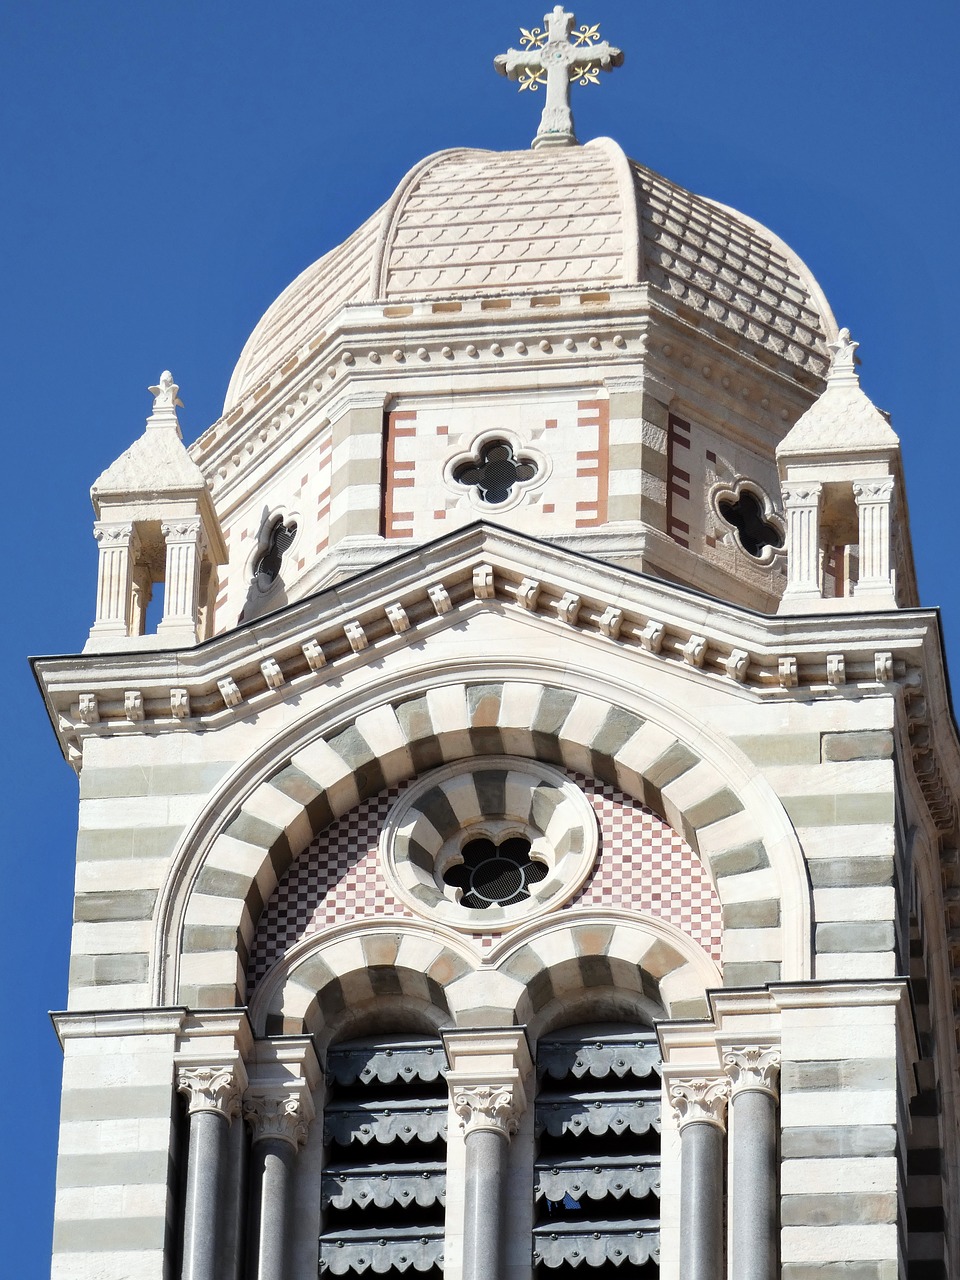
left=454, top=442, right=537, bottom=504
left=443, top=835, right=547, bottom=908
left=717, top=491, right=783, bottom=557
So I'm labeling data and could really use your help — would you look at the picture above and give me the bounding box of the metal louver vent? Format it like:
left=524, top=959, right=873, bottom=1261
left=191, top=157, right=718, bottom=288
left=533, top=1024, right=661, bottom=1276
left=320, top=1036, right=447, bottom=1277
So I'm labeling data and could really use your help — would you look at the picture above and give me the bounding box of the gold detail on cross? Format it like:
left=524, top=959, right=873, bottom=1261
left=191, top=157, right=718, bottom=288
left=495, top=7, right=624, bottom=149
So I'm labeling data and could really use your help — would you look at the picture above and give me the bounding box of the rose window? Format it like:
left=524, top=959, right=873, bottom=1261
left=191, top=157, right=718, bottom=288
left=443, top=835, right=548, bottom=908
left=380, top=757, right=599, bottom=933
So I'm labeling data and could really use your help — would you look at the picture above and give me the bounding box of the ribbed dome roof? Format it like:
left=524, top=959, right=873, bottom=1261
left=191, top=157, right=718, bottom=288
left=224, top=137, right=836, bottom=412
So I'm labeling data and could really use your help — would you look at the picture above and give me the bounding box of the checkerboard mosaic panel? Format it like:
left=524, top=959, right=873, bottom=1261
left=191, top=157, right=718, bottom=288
left=246, top=771, right=724, bottom=989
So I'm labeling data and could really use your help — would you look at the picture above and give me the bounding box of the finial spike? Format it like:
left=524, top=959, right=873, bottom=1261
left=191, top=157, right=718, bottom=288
left=495, top=8, right=623, bottom=149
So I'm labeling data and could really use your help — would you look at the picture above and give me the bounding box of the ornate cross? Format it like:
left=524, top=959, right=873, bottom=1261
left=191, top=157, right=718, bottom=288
left=495, top=7, right=623, bottom=149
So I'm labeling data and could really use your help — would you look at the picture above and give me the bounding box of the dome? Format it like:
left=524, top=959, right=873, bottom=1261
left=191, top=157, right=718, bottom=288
left=224, top=137, right=836, bottom=413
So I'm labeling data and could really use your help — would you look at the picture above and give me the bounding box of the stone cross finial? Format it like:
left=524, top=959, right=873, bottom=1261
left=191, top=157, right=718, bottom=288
left=149, top=370, right=184, bottom=412
left=826, top=328, right=860, bottom=385
left=495, top=7, right=623, bottom=149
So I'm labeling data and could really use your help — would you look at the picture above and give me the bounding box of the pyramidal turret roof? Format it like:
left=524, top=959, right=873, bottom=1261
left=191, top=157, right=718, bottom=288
left=92, top=372, right=209, bottom=511
left=777, top=330, right=899, bottom=459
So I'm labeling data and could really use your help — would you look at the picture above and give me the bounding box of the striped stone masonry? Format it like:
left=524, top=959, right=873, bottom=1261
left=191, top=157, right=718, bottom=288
left=51, top=1010, right=185, bottom=1280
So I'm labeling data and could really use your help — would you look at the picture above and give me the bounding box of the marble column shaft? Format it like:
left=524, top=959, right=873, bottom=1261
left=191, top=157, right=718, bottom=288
left=177, top=1065, right=243, bottom=1280
left=726, top=1047, right=781, bottom=1280
left=670, top=1077, right=728, bottom=1280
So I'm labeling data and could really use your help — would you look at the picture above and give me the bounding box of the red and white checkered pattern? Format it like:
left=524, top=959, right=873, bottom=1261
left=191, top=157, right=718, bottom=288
left=247, top=772, right=723, bottom=988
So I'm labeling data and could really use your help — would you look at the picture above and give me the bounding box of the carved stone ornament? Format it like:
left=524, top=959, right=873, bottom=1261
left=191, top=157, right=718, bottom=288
left=149, top=370, right=184, bottom=411
left=826, top=327, right=860, bottom=383
left=93, top=521, right=134, bottom=545
left=780, top=483, right=822, bottom=507
left=453, top=1084, right=521, bottom=1138
left=853, top=477, right=896, bottom=504
left=243, top=1091, right=310, bottom=1149
left=668, top=1076, right=730, bottom=1130
left=161, top=518, right=203, bottom=543
left=723, top=1045, right=781, bottom=1098
left=177, top=1064, right=243, bottom=1119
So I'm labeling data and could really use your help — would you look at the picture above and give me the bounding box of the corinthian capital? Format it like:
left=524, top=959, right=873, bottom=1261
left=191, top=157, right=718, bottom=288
left=723, top=1045, right=781, bottom=1098
left=668, top=1076, right=729, bottom=1130
left=243, top=1091, right=311, bottom=1150
left=453, top=1084, right=521, bottom=1138
left=177, top=1063, right=243, bottom=1119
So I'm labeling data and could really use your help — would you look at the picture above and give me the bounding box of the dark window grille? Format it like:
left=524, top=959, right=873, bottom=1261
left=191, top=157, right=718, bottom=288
left=717, top=491, right=782, bottom=558
left=443, top=835, right=547, bottom=909
left=454, top=441, right=537, bottom=504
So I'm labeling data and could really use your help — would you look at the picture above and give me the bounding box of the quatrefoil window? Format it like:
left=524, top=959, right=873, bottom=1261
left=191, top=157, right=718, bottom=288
left=717, top=489, right=783, bottom=558
left=453, top=441, right=538, bottom=504
left=443, top=835, right=547, bottom=908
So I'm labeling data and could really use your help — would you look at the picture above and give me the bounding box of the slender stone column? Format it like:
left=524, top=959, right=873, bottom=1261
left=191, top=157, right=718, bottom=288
left=177, top=1063, right=244, bottom=1280
left=159, top=518, right=204, bottom=641
left=669, top=1076, right=729, bottom=1280
left=724, top=1045, right=781, bottom=1280
left=780, top=482, right=823, bottom=600
left=853, top=477, right=896, bottom=598
left=90, top=521, right=137, bottom=639
left=243, top=1092, right=312, bottom=1280
left=452, top=1084, right=521, bottom=1280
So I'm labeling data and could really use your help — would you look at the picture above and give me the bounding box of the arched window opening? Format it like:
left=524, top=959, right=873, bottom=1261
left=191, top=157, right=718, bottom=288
left=534, top=1023, right=661, bottom=1279
left=320, top=1034, right=447, bottom=1279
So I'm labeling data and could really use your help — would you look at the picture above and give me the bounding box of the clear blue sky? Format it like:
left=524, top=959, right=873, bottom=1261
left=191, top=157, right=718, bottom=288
left=2, top=2, right=958, bottom=1273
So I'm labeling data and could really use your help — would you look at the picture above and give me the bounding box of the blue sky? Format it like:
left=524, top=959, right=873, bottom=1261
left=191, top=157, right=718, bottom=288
left=2, top=1, right=958, bottom=1272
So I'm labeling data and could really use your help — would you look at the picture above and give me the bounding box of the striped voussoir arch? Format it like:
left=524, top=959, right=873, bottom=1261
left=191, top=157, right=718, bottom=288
left=251, top=914, right=721, bottom=1041
left=178, top=679, right=794, bottom=1007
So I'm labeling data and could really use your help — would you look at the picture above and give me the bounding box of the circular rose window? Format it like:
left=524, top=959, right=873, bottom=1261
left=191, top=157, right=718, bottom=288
left=379, top=757, right=599, bottom=933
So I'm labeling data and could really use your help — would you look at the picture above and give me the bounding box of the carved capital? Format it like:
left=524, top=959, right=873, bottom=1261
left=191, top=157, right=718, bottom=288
left=668, top=1076, right=729, bottom=1130
left=852, top=477, right=895, bottom=504
left=453, top=1084, right=521, bottom=1139
left=161, top=518, right=203, bottom=543
left=177, top=1064, right=243, bottom=1119
left=723, top=1045, right=781, bottom=1099
left=243, top=1091, right=311, bottom=1150
left=780, top=483, right=822, bottom=506
left=93, top=521, right=134, bottom=546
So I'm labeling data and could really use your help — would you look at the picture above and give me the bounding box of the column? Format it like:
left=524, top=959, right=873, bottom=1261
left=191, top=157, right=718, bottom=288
left=723, top=1045, right=781, bottom=1280
left=443, top=1028, right=532, bottom=1280
left=669, top=1076, right=729, bottom=1280
left=853, top=477, right=896, bottom=599
left=90, top=520, right=137, bottom=639
left=780, top=482, right=823, bottom=600
left=452, top=1085, right=521, bottom=1280
left=158, top=517, right=204, bottom=642
left=176, top=1063, right=244, bottom=1280
left=244, top=1092, right=313, bottom=1280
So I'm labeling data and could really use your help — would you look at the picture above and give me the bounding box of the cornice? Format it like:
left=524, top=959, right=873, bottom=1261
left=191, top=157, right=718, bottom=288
left=31, top=523, right=957, bottom=833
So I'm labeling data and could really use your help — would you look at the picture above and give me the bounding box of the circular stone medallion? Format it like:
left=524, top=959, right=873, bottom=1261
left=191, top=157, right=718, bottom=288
left=379, top=757, right=599, bottom=933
